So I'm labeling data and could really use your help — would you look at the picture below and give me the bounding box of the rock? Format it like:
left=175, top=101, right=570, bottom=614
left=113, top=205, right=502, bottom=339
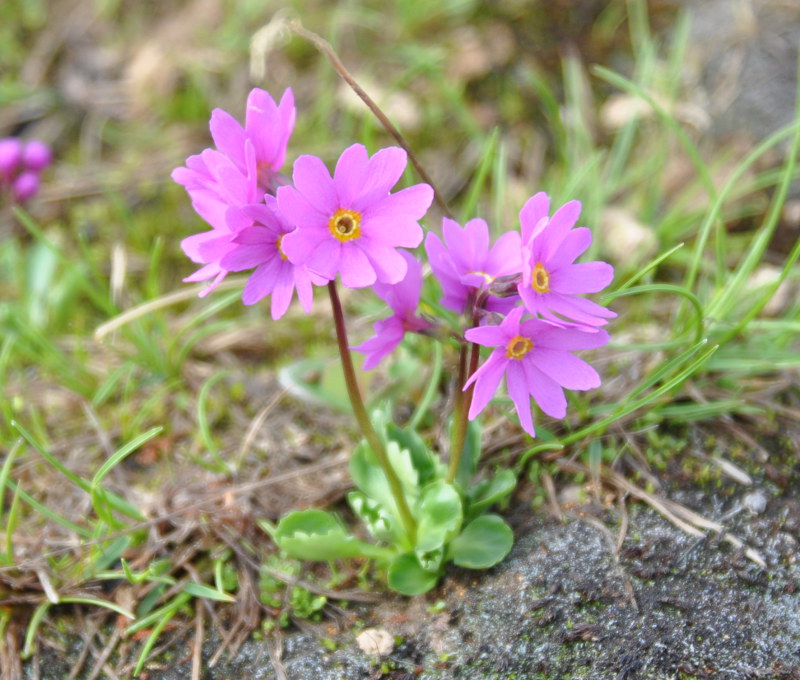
left=355, top=628, right=394, bottom=658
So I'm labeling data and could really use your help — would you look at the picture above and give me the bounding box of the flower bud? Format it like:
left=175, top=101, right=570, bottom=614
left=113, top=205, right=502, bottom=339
left=486, top=273, right=521, bottom=298
left=22, top=140, right=52, bottom=172
left=12, top=171, right=40, bottom=202
left=0, top=137, right=23, bottom=180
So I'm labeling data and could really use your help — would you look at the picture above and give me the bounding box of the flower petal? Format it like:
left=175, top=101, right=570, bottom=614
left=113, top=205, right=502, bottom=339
left=209, top=108, right=246, bottom=169
left=522, top=361, right=567, bottom=419
left=541, top=200, right=581, bottom=259
left=292, top=154, right=337, bottom=213
left=546, top=226, right=592, bottom=270
left=304, top=239, right=342, bottom=281
left=361, top=242, right=408, bottom=285
left=547, top=293, right=617, bottom=326
left=506, top=363, right=535, bottom=436
left=531, top=348, right=601, bottom=390
left=519, top=192, right=551, bottom=243
left=466, top=352, right=507, bottom=420
left=339, top=244, right=376, bottom=288
left=464, top=324, right=508, bottom=348
left=364, top=183, right=434, bottom=223
left=333, top=144, right=370, bottom=205
left=550, top=261, right=614, bottom=294
left=269, top=266, right=296, bottom=319
left=242, top=260, right=280, bottom=305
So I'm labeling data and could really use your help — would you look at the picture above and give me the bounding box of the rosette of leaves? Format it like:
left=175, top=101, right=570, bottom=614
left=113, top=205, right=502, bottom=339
left=266, top=407, right=515, bottom=595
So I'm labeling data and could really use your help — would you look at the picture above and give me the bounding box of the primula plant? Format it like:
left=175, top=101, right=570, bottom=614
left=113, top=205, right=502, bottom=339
left=173, top=87, right=614, bottom=595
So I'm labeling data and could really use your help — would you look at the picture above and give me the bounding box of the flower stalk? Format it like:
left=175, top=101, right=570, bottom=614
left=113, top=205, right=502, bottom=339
left=448, top=337, right=481, bottom=483
left=327, top=281, right=417, bottom=542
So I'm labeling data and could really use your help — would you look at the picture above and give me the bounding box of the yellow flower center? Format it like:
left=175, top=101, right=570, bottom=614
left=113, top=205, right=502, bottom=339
left=506, top=335, right=533, bottom=360
left=276, top=235, right=288, bottom=261
left=328, top=209, right=362, bottom=242
left=532, top=262, right=550, bottom=293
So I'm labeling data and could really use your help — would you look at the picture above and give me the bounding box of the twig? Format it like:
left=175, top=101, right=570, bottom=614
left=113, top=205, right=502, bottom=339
left=615, top=493, right=629, bottom=556
left=557, top=459, right=767, bottom=567
left=236, top=388, right=288, bottom=468
left=287, top=21, right=453, bottom=218
left=66, top=609, right=100, bottom=680
left=85, top=627, right=121, bottom=680
left=191, top=611, right=203, bottom=680
left=2, top=453, right=349, bottom=572
left=267, top=630, right=290, bottom=680
left=540, top=470, right=563, bottom=520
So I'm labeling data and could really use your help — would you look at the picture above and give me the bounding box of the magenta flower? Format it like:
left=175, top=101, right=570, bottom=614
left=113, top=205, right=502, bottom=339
left=12, top=172, right=40, bottom=202
left=219, top=196, right=325, bottom=319
left=425, top=217, right=521, bottom=315
left=278, top=144, right=433, bottom=289
left=22, top=140, right=52, bottom=172
left=0, top=138, right=23, bottom=180
left=517, top=192, right=615, bottom=327
left=463, top=306, right=609, bottom=436
left=352, top=251, right=431, bottom=370
left=209, top=88, right=295, bottom=193
left=175, top=144, right=260, bottom=296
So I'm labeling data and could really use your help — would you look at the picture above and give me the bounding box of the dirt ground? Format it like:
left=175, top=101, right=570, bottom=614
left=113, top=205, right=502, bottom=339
left=27, top=419, right=800, bottom=680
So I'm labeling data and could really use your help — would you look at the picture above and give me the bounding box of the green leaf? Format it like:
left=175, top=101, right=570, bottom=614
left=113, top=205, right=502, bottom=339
left=350, top=439, right=419, bottom=520
left=454, top=418, right=482, bottom=488
left=347, top=491, right=397, bottom=544
left=466, top=469, right=517, bottom=520
left=386, top=424, right=442, bottom=487
left=416, top=481, right=463, bottom=552
left=182, top=582, right=235, bottom=602
left=387, top=553, right=441, bottom=596
left=273, top=509, right=389, bottom=562
left=449, top=514, right=513, bottom=569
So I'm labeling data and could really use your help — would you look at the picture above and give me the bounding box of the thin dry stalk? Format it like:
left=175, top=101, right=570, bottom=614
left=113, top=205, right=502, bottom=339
left=540, top=469, right=563, bottom=520
left=85, top=627, right=121, bottom=680
left=267, top=630, right=290, bottom=680
left=287, top=21, right=453, bottom=218
left=66, top=609, right=101, bottom=680
left=557, top=459, right=767, bottom=567
left=191, top=612, right=203, bottom=680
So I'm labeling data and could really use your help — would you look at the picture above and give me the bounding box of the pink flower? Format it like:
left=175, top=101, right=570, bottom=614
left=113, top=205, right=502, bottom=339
left=463, top=306, right=609, bottom=436
left=0, top=138, right=23, bottom=180
left=173, top=88, right=295, bottom=297
left=278, top=144, right=433, bottom=289
left=219, top=196, right=325, bottom=319
left=209, top=88, right=295, bottom=193
left=22, top=140, right=52, bottom=172
left=517, top=193, right=615, bottom=327
left=352, top=252, right=430, bottom=370
left=425, top=217, right=521, bottom=315
left=12, top=172, right=40, bottom=202
left=176, top=145, right=260, bottom=296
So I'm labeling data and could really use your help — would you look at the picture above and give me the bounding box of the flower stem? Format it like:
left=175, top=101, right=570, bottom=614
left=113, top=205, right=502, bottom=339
left=327, top=281, right=417, bottom=543
left=448, top=338, right=481, bottom=483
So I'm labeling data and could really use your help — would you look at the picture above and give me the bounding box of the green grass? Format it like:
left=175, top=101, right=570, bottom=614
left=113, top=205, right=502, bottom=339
left=1, top=0, right=798, bottom=674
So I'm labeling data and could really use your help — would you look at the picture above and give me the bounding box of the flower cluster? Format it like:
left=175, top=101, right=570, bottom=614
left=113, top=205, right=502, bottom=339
left=173, top=88, right=433, bottom=318
left=0, top=137, right=51, bottom=203
left=441, top=192, right=615, bottom=436
left=175, top=88, right=614, bottom=437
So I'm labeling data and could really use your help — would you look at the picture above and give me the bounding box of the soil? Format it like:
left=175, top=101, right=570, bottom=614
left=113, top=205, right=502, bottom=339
left=27, top=425, right=800, bottom=680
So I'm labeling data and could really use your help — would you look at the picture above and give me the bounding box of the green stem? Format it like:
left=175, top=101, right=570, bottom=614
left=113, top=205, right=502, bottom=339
left=327, top=281, right=417, bottom=542
left=448, top=338, right=480, bottom=483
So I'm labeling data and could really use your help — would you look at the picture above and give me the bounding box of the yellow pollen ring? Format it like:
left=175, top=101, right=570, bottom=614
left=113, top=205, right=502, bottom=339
left=532, top=262, right=550, bottom=293
left=467, top=270, right=494, bottom=285
left=276, top=235, right=288, bottom=261
left=506, top=335, right=533, bottom=360
left=328, top=208, right=362, bottom=242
